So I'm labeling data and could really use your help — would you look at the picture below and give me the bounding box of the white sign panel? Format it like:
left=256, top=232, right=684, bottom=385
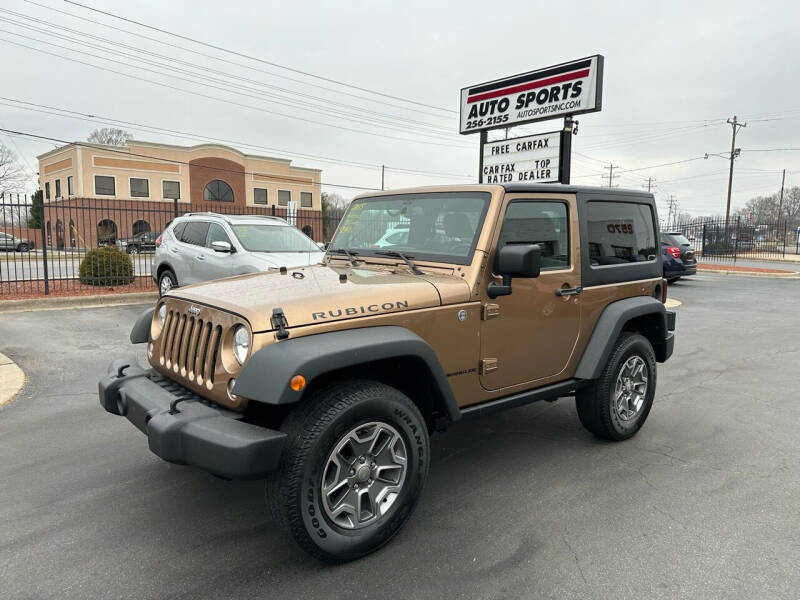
left=460, top=55, right=603, bottom=134
left=482, top=132, right=560, bottom=184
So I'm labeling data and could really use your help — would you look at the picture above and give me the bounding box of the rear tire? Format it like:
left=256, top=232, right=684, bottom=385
left=158, top=269, right=177, bottom=296
left=266, top=380, right=430, bottom=562
left=127, top=245, right=140, bottom=254
left=576, top=332, right=656, bottom=441
left=16, top=243, right=29, bottom=252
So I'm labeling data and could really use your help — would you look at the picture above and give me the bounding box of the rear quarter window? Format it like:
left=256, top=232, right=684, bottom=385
left=586, top=201, right=657, bottom=267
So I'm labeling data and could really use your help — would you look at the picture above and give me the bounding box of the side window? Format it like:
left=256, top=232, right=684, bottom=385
left=171, top=222, right=186, bottom=240
left=180, top=221, right=210, bottom=246
left=206, top=223, right=231, bottom=247
left=498, top=201, right=569, bottom=270
left=586, top=201, right=657, bottom=266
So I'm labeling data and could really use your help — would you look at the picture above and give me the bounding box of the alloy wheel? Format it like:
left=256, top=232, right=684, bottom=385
left=321, top=421, right=408, bottom=530
left=613, top=356, right=648, bottom=421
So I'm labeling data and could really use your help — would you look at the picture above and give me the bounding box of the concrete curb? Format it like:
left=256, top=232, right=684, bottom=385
left=0, top=291, right=157, bottom=314
left=0, top=352, right=25, bottom=407
left=697, top=269, right=800, bottom=279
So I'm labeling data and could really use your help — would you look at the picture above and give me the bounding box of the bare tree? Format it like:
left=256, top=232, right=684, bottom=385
left=0, top=144, right=27, bottom=197
left=87, top=128, right=132, bottom=146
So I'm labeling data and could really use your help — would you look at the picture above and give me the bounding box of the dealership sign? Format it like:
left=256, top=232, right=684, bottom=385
left=482, top=131, right=561, bottom=183
left=459, top=55, right=604, bottom=134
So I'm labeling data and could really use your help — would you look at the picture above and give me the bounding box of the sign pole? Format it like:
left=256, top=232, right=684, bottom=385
left=559, top=117, right=573, bottom=185
left=478, top=130, right=487, bottom=183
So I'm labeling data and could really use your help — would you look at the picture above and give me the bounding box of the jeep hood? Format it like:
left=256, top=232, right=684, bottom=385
left=168, top=263, right=471, bottom=332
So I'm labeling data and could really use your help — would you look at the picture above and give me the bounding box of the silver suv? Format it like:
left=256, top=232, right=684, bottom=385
left=152, top=213, right=324, bottom=296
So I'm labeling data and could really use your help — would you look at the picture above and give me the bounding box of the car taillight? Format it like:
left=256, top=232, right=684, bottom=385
left=155, top=235, right=162, bottom=247
left=666, top=246, right=681, bottom=258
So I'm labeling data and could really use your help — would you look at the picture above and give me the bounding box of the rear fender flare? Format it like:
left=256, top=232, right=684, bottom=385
left=575, top=296, right=667, bottom=380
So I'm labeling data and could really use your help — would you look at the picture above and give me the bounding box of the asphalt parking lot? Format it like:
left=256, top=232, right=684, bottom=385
left=1, top=273, right=799, bottom=599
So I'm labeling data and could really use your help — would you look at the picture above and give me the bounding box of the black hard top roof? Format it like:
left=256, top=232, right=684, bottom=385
left=501, top=183, right=654, bottom=198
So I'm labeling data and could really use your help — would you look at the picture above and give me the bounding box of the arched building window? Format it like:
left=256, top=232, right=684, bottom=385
left=132, top=220, right=150, bottom=236
left=97, top=219, right=117, bottom=246
left=203, top=180, right=234, bottom=202
left=55, top=220, right=65, bottom=250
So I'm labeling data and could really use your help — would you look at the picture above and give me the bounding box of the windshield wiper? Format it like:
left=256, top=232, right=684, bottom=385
left=374, top=250, right=423, bottom=275
left=327, top=247, right=360, bottom=267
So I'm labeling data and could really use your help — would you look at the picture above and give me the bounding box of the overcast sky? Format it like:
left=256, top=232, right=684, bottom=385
left=2, top=0, right=799, bottom=219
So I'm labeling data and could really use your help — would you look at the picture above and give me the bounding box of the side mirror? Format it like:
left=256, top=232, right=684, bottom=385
left=317, top=241, right=327, bottom=250
left=487, top=243, right=541, bottom=299
left=211, top=240, right=233, bottom=253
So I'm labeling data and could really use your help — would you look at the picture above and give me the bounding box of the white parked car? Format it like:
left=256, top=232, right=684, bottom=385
left=152, top=213, right=325, bottom=296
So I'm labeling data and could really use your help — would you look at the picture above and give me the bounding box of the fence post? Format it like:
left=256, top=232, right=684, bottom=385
left=39, top=200, right=49, bottom=295
left=271, top=205, right=276, bottom=217
left=733, top=216, right=740, bottom=264
left=701, top=223, right=706, bottom=259
left=173, top=197, right=179, bottom=219
left=782, top=220, right=787, bottom=259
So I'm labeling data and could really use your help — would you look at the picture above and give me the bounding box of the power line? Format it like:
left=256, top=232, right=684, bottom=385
left=62, top=0, right=456, bottom=113
left=0, top=36, right=475, bottom=150
left=0, top=9, right=457, bottom=136
left=0, top=97, right=474, bottom=180
left=22, top=0, right=454, bottom=119
left=1, top=127, right=383, bottom=191
left=0, top=27, right=467, bottom=146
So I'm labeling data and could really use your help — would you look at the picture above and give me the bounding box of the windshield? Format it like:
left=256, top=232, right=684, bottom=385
left=231, top=224, right=320, bottom=252
left=330, top=192, right=491, bottom=264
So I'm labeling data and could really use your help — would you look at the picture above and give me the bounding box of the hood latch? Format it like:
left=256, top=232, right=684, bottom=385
left=271, top=307, right=290, bottom=340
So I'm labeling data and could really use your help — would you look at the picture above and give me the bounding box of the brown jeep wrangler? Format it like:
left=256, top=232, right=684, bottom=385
left=100, top=184, right=675, bottom=562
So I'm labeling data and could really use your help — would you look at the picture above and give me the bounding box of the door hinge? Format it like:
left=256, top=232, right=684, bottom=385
left=482, top=303, right=500, bottom=320
left=480, top=358, right=498, bottom=375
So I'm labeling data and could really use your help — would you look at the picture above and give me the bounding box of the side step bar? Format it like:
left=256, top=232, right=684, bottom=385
left=460, top=379, right=587, bottom=419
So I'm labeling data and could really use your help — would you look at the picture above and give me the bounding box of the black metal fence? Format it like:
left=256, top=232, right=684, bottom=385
left=0, top=194, right=343, bottom=298
left=675, top=216, right=794, bottom=263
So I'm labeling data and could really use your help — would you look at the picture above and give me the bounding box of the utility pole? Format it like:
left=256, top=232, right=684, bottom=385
left=381, top=165, right=385, bottom=191
left=603, top=164, right=618, bottom=188
left=643, top=177, right=655, bottom=193
left=724, top=115, right=746, bottom=225
left=777, top=168, right=786, bottom=223
left=666, top=196, right=677, bottom=229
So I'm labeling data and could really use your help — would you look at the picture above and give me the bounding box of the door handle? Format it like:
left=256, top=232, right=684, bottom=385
left=196, top=255, right=205, bottom=261
left=555, top=285, right=582, bottom=297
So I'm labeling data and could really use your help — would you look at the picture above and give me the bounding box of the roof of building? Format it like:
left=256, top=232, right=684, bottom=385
left=36, top=139, right=322, bottom=173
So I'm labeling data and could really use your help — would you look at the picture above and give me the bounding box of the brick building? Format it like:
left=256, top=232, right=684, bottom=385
left=37, top=140, right=323, bottom=247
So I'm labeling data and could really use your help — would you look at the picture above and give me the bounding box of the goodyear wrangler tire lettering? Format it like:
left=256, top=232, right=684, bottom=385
left=266, top=380, right=429, bottom=562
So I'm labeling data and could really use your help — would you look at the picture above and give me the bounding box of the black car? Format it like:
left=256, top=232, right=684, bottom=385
left=661, top=231, right=697, bottom=282
left=116, top=231, right=158, bottom=254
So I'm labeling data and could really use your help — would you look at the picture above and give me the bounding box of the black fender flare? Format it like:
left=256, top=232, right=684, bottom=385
left=574, top=296, right=668, bottom=380
left=130, top=307, right=155, bottom=344
left=233, top=326, right=461, bottom=422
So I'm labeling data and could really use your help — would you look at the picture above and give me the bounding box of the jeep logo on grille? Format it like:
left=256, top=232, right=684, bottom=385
left=189, top=305, right=201, bottom=315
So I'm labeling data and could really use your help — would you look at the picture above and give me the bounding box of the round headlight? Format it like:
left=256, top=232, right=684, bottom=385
left=233, top=325, right=250, bottom=365
left=158, top=304, right=167, bottom=326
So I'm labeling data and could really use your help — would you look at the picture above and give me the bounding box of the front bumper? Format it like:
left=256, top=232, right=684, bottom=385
left=98, top=358, right=286, bottom=479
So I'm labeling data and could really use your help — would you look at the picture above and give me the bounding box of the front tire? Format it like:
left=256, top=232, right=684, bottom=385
left=267, top=380, right=430, bottom=562
left=127, top=245, right=140, bottom=254
left=576, top=332, right=656, bottom=441
left=158, top=269, right=177, bottom=296
left=16, top=243, right=29, bottom=252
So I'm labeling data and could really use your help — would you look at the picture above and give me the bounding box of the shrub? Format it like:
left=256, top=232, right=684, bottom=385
left=79, top=246, right=135, bottom=286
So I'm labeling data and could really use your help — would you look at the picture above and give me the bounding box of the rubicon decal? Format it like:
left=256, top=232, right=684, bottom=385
left=311, top=300, right=410, bottom=320
left=459, top=55, right=603, bottom=133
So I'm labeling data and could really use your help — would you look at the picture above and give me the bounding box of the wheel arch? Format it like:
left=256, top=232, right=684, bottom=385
left=575, top=296, right=668, bottom=380
left=233, top=326, right=461, bottom=428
